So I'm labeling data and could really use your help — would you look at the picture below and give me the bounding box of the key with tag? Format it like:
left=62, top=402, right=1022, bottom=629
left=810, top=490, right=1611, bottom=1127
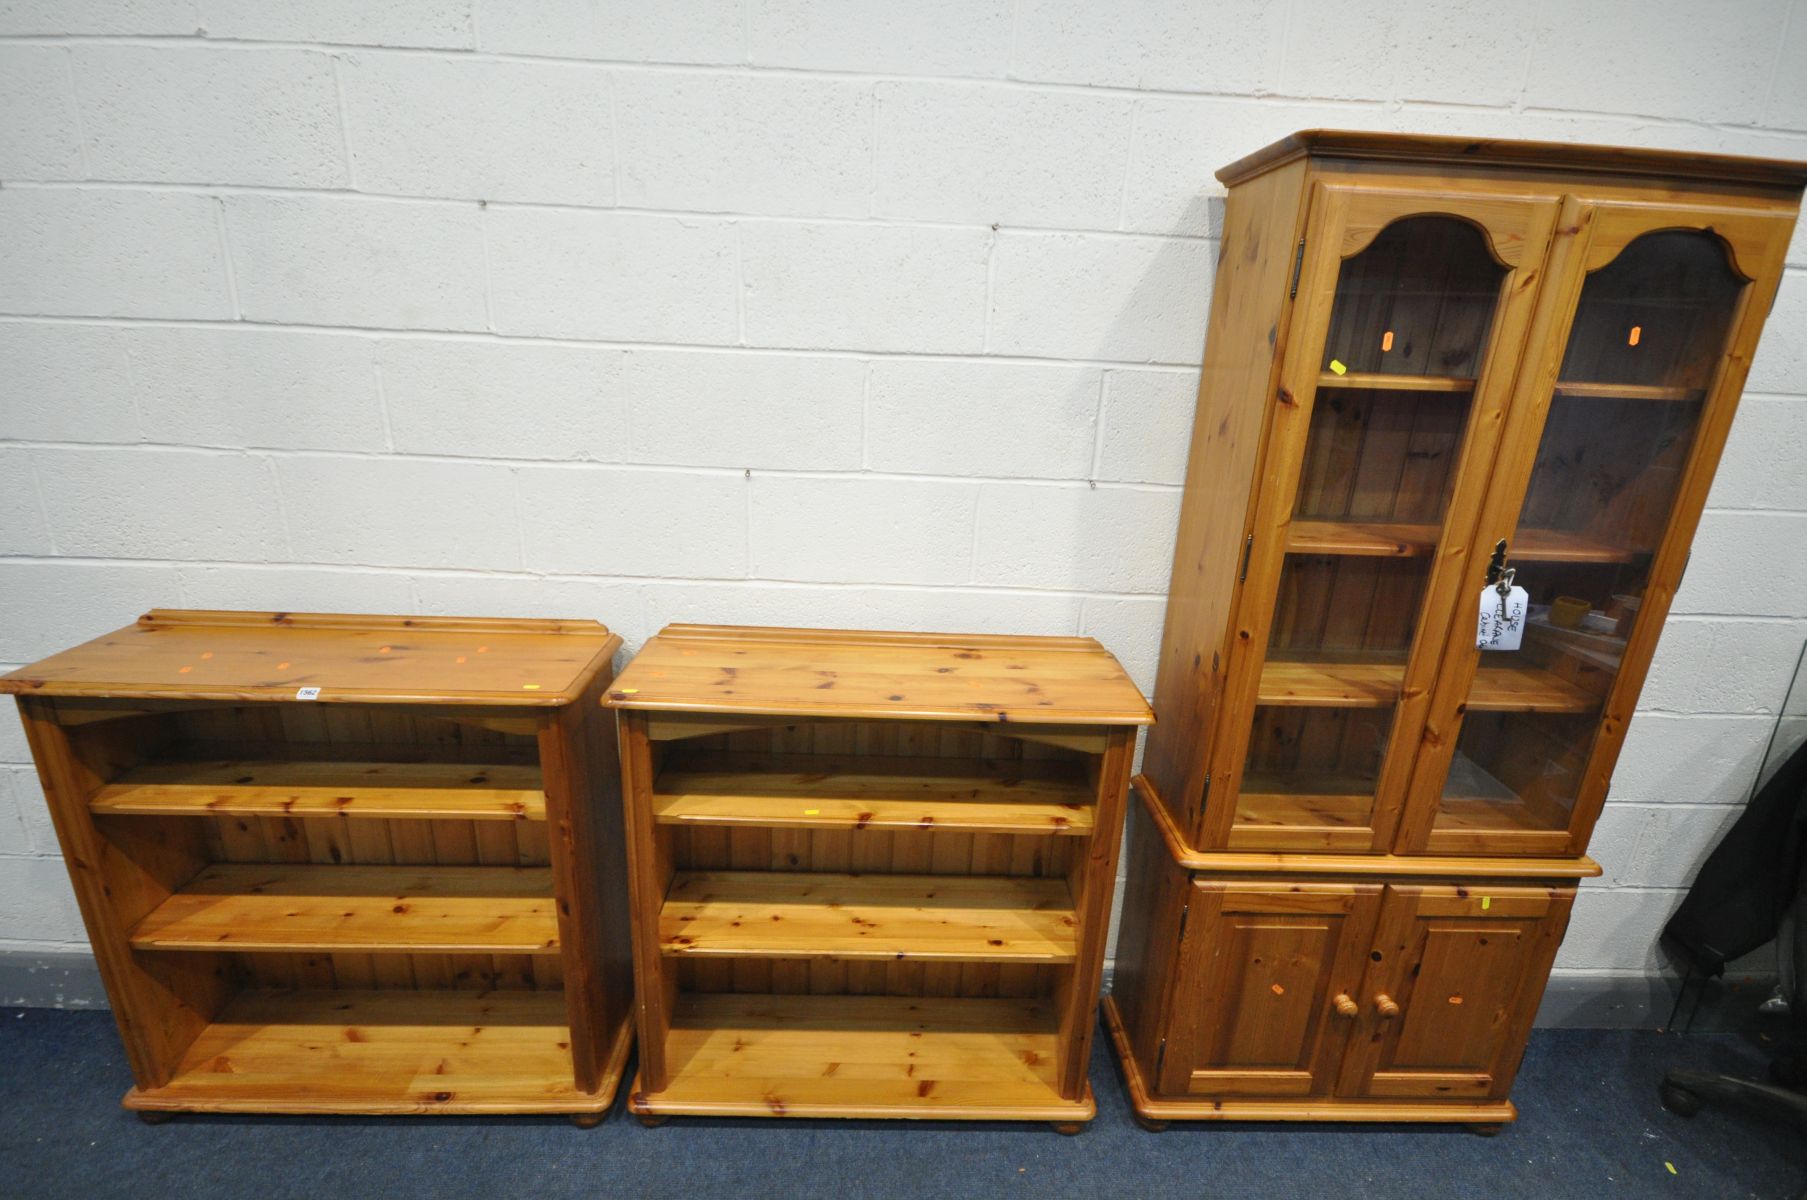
left=1476, top=568, right=1527, bottom=651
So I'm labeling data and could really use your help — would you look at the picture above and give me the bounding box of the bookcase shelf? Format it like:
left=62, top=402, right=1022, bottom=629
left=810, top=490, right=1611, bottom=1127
left=124, top=989, right=602, bottom=1116
left=129, top=864, right=561, bottom=955
left=659, top=871, right=1078, bottom=962
left=92, top=758, right=546, bottom=821
left=1286, top=519, right=1640, bottom=564
left=2, top=610, right=633, bottom=1121
left=1256, top=655, right=1601, bottom=713
left=637, top=993, right=1076, bottom=1122
left=610, top=624, right=1150, bottom=1129
left=652, top=750, right=1094, bottom=836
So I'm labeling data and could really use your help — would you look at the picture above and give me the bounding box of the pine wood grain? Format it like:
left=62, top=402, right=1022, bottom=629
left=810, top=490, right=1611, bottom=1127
left=125, top=989, right=623, bottom=1115
left=659, top=871, right=1077, bottom=962
left=607, top=624, right=1153, bottom=726
left=653, top=751, right=1094, bottom=836
left=630, top=992, right=1087, bottom=1121
left=0, top=610, right=618, bottom=706
left=91, top=759, right=546, bottom=821
left=130, top=865, right=560, bottom=954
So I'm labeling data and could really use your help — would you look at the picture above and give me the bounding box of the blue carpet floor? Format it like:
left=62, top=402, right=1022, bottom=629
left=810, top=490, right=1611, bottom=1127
left=2, top=1006, right=1802, bottom=1199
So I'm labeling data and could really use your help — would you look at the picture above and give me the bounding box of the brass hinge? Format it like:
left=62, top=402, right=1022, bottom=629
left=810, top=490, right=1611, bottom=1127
left=1197, top=773, right=1211, bottom=817
left=1238, top=534, right=1253, bottom=582
left=1154, top=1037, right=1168, bottom=1079
left=1289, top=238, right=1306, bottom=298
left=1177, top=902, right=1190, bottom=939
left=1680, top=550, right=1691, bottom=585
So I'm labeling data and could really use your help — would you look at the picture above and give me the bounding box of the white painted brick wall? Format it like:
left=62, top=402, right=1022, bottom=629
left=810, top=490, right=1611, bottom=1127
left=0, top=0, right=1803, bottom=989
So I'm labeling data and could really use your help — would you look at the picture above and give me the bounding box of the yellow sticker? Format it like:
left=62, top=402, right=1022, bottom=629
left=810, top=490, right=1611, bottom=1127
left=617, top=687, right=639, bottom=694
left=1481, top=896, right=1491, bottom=909
left=521, top=683, right=541, bottom=690
left=803, top=809, right=820, bottom=816
left=1665, top=1163, right=1677, bottom=1176
left=1328, top=359, right=1348, bottom=375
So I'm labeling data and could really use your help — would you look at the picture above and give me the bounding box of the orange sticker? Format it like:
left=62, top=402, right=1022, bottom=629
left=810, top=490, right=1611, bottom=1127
left=1448, top=995, right=1464, bottom=1005
left=277, top=661, right=291, bottom=670
left=1271, top=983, right=1285, bottom=996
left=1380, top=330, right=1394, bottom=352
left=455, top=656, right=467, bottom=664
left=178, top=665, right=193, bottom=674
left=200, top=651, right=214, bottom=660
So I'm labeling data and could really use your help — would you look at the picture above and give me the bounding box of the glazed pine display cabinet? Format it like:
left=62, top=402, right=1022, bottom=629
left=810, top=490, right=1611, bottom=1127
left=1107, top=132, right=1807, bottom=1130
left=607, top=624, right=1151, bottom=1130
left=1, top=611, right=634, bottom=1121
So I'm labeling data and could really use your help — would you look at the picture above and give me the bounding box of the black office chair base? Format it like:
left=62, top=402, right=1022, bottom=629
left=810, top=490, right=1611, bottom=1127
left=1659, top=1068, right=1807, bottom=1124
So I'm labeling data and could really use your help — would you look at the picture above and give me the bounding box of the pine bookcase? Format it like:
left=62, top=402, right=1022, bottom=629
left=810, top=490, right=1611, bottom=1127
left=606, top=624, right=1152, bottom=1130
left=1, top=610, right=634, bottom=1123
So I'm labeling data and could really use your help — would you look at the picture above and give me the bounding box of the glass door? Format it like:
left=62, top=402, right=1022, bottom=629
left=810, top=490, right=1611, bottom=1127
left=1203, top=184, right=1561, bottom=853
left=1401, top=201, right=1797, bottom=856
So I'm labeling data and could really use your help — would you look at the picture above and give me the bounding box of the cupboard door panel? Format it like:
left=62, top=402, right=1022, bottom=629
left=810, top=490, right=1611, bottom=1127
left=1401, top=200, right=1797, bottom=856
left=1160, top=881, right=1381, bottom=1097
left=1207, top=183, right=1562, bottom=854
left=1339, top=885, right=1572, bottom=1100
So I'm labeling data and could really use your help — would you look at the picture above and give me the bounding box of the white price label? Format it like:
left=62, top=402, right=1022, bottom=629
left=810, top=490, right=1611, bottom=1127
left=1476, top=585, right=1528, bottom=651
left=295, top=686, right=321, bottom=700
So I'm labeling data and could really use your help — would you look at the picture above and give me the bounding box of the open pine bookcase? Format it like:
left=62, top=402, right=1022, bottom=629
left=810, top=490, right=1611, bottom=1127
left=607, top=625, right=1152, bottom=1130
left=1, top=610, right=634, bottom=1122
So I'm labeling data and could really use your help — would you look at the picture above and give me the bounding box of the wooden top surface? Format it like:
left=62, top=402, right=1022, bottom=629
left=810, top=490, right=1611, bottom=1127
left=1218, top=130, right=1807, bottom=189
left=0, top=610, right=620, bottom=707
left=605, top=624, right=1154, bottom=725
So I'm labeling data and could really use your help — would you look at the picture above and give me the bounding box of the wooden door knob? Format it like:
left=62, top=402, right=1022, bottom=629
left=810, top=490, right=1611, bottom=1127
left=1333, top=993, right=1359, bottom=1017
left=1375, top=994, right=1401, bottom=1019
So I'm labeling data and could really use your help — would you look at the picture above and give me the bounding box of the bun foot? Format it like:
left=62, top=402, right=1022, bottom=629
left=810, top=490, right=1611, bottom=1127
left=1468, top=1122, right=1505, bottom=1137
left=636, top=1113, right=669, bottom=1128
left=135, top=1110, right=174, bottom=1125
left=1049, top=1121, right=1084, bottom=1136
left=568, top=1113, right=604, bottom=1129
left=1133, top=1114, right=1170, bottom=1132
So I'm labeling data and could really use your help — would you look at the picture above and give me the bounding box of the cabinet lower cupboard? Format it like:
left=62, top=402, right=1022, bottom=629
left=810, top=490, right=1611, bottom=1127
left=605, top=624, right=1151, bottom=1129
left=1109, top=132, right=1806, bottom=1127
left=1108, top=790, right=1572, bottom=1125
left=1, top=610, right=634, bottom=1121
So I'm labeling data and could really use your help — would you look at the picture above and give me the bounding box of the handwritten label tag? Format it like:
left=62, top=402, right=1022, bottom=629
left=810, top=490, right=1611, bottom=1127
left=1476, top=585, right=1528, bottom=651
left=295, top=686, right=322, bottom=700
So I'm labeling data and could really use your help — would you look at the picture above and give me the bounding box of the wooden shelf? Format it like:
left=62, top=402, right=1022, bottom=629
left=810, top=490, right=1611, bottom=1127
left=124, top=989, right=609, bottom=1116
left=1257, top=657, right=1403, bottom=707
left=91, top=759, right=546, bottom=821
left=635, top=992, right=1083, bottom=1121
left=1316, top=371, right=1475, bottom=392
left=1553, top=381, right=1703, bottom=402
left=129, top=865, right=560, bottom=954
left=1257, top=656, right=1600, bottom=714
left=653, top=751, right=1093, bottom=836
left=1286, top=519, right=1638, bottom=563
left=1468, top=664, right=1601, bottom=714
left=1235, top=786, right=1373, bottom=830
left=1286, top=520, right=1435, bottom=558
left=659, top=871, right=1077, bottom=963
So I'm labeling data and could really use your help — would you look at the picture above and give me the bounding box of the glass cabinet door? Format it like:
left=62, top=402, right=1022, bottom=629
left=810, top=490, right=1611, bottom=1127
left=1205, top=188, right=1560, bottom=853
left=1402, top=203, right=1796, bottom=856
